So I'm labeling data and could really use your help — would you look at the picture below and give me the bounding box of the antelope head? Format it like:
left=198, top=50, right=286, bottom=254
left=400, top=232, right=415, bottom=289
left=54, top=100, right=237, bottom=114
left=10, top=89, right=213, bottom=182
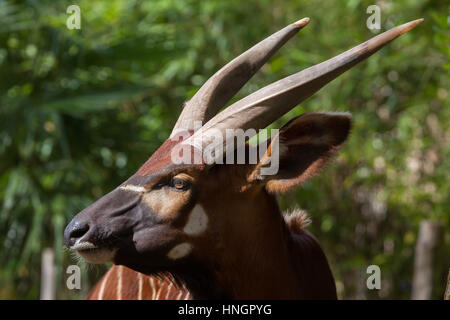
left=64, top=18, right=422, bottom=294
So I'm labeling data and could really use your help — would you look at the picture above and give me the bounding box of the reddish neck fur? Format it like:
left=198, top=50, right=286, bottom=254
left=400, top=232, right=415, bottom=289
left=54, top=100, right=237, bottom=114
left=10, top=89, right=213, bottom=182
left=183, top=187, right=300, bottom=299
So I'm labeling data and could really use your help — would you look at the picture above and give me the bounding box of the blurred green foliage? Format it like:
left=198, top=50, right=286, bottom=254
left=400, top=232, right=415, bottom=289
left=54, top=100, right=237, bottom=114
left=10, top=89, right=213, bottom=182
left=0, top=0, right=448, bottom=299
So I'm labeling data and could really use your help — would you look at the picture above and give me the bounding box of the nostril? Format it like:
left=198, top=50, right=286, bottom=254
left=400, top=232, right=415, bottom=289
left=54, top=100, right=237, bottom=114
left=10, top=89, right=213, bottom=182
left=64, top=219, right=91, bottom=248
left=69, top=223, right=89, bottom=241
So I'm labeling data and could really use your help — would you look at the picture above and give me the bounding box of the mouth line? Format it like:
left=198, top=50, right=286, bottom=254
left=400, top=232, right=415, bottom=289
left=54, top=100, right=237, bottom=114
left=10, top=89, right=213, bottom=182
left=70, top=241, right=98, bottom=251
left=70, top=240, right=118, bottom=264
left=77, top=247, right=102, bottom=254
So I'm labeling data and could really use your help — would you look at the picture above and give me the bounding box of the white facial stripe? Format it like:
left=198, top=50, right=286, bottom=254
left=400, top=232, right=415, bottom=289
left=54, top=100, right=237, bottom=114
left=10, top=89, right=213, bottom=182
left=119, top=185, right=147, bottom=193
left=183, top=204, right=208, bottom=236
left=167, top=242, right=193, bottom=260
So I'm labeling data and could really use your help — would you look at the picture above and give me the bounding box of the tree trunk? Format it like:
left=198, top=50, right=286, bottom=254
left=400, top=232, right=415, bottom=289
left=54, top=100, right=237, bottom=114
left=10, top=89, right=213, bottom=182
left=444, top=269, right=450, bottom=300
left=40, top=248, right=56, bottom=300
left=411, top=220, right=441, bottom=300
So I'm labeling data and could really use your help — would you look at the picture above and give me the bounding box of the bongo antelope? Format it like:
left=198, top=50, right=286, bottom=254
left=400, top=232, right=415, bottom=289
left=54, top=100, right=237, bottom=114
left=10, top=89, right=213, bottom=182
left=64, top=18, right=423, bottom=299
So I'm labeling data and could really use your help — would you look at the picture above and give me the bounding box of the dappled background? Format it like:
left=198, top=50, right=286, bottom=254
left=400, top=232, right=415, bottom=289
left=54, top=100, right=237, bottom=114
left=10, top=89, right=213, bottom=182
left=0, top=0, right=448, bottom=299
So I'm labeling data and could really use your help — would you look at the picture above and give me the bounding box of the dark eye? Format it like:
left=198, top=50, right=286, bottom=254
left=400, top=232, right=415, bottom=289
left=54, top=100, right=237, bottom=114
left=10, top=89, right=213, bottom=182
left=169, top=178, right=190, bottom=191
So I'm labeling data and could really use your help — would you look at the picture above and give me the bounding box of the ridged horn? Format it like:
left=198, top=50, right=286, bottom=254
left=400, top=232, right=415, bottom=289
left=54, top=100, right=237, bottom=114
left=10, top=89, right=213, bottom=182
left=171, top=18, right=310, bottom=136
left=184, top=18, right=424, bottom=154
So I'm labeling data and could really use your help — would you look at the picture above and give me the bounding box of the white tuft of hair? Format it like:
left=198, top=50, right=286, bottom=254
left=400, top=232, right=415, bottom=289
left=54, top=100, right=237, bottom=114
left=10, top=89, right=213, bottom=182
left=283, top=208, right=311, bottom=234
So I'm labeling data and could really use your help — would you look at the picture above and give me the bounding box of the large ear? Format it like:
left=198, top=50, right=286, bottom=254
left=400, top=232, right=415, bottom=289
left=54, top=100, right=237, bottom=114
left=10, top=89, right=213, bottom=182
left=249, top=112, right=352, bottom=193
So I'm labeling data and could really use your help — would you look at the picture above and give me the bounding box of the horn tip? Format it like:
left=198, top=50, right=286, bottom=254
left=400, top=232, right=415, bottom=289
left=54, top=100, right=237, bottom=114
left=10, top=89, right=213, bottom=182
left=408, top=18, right=425, bottom=27
left=398, top=18, right=424, bottom=34
left=293, top=17, right=310, bottom=28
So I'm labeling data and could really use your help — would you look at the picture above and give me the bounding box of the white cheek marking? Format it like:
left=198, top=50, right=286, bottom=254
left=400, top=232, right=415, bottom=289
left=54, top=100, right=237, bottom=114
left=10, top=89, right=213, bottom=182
left=119, top=185, right=147, bottom=193
left=167, top=242, right=193, bottom=260
left=183, top=204, right=208, bottom=236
